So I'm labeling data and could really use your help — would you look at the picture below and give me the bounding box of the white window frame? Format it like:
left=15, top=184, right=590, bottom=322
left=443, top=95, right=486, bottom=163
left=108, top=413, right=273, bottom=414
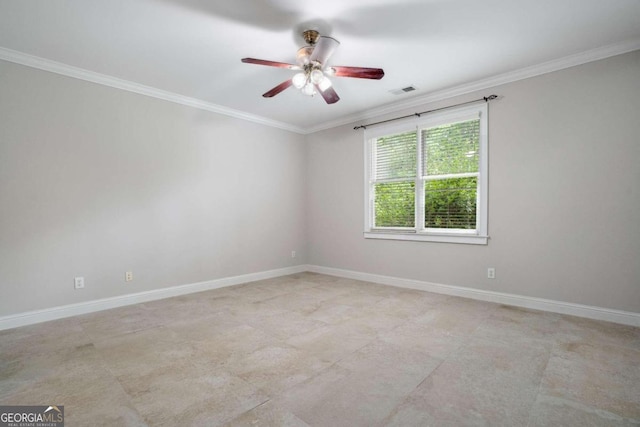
left=364, top=103, right=489, bottom=245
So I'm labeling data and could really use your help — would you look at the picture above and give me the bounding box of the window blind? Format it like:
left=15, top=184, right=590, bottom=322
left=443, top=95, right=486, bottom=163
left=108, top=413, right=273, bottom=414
left=422, top=119, right=480, bottom=177
left=363, top=101, right=489, bottom=244
left=374, top=131, right=417, bottom=181
left=421, top=118, right=480, bottom=230
left=372, top=131, right=417, bottom=228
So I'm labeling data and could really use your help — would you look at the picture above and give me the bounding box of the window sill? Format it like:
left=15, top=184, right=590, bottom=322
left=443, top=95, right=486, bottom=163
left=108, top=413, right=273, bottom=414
left=364, top=231, right=488, bottom=245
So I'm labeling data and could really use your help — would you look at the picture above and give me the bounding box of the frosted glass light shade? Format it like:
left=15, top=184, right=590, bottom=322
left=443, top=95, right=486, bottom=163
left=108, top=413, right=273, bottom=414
left=302, top=82, right=316, bottom=96
left=292, top=73, right=307, bottom=89
left=310, top=69, right=324, bottom=84
left=318, top=77, right=332, bottom=92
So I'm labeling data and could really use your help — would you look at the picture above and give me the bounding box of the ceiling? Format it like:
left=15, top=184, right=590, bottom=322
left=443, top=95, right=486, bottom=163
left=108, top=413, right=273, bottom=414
left=1, top=0, right=639, bottom=133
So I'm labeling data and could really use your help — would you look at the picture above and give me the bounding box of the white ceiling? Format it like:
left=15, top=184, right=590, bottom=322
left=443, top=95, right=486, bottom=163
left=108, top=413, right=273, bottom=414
left=1, top=0, right=639, bottom=133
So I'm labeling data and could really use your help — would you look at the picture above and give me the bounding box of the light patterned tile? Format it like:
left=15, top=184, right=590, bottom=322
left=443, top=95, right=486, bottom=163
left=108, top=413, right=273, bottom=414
left=261, top=291, right=325, bottom=315
left=528, top=394, right=640, bottom=427
left=92, top=326, right=195, bottom=379
left=366, top=290, right=447, bottom=319
left=557, top=315, right=640, bottom=350
left=277, top=340, right=441, bottom=427
left=472, top=305, right=562, bottom=344
left=224, top=400, right=310, bottom=427
left=0, top=343, right=145, bottom=426
left=2, top=273, right=638, bottom=427
left=306, top=302, right=360, bottom=324
left=124, top=361, right=268, bottom=426
left=378, top=320, right=464, bottom=359
left=0, top=317, right=91, bottom=361
left=410, top=299, right=495, bottom=337
left=223, top=344, right=332, bottom=396
left=246, top=311, right=328, bottom=341
left=176, top=324, right=282, bottom=366
left=386, top=336, right=550, bottom=426
left=285, top=322, right=377, bottom=363
left=539, top=342, right=640, bottom=419
left=78, top=304, right=163, bottom=341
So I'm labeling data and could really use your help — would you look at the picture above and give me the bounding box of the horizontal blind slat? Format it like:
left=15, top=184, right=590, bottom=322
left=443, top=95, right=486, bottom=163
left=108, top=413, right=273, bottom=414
left=422, top=119, right=480, bottom=176
left=374, top=131, right=417, bottom=180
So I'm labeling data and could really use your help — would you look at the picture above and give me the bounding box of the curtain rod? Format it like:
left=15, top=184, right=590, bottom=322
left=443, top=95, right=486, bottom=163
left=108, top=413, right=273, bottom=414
left=353, top=94, right=498, bottom=130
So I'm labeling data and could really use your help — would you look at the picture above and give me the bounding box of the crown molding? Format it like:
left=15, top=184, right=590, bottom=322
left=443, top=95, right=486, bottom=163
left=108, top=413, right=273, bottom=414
left=2, top=39, right=639, bottom=136
left=0, top=47, right=307, bottom=134
left=306, top=38, right=640, bottom=134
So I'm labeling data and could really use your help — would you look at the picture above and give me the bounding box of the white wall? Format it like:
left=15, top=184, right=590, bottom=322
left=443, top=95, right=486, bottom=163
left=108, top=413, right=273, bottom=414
left=0, top=61, right=307, bottom=316
left=306, top=50, right=640, bottom=313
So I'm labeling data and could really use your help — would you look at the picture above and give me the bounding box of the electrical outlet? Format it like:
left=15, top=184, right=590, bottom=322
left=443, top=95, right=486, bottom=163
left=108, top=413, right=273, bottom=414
left=125, top=271, right=133, bottom=282
left=291, top=251, right=296, bottom=258
left=487, top=267, right=496, bottom=279
left=74, top=277, right=85, bottom=289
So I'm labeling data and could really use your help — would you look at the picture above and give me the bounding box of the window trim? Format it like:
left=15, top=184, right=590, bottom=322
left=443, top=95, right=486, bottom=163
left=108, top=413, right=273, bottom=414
left=363, top=103, right=489, bottom=245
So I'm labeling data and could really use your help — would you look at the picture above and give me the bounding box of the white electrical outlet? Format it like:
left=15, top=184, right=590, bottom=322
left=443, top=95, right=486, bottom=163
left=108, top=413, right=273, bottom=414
left=74, top=277, right=85, bottom=289
left=487, top=268, right=496, bottom=279
left=125, top=271, right=133, bottom=282
left=291, top=251, right=296, bottom=258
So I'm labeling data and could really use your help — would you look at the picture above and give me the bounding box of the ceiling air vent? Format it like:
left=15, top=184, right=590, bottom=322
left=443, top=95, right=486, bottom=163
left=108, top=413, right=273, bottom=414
left=389, top=85, right=417, bottom=95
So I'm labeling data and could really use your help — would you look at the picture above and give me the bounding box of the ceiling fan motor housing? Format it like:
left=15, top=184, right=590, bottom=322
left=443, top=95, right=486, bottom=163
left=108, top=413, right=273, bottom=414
left=302, top=30, right=320, bottom=46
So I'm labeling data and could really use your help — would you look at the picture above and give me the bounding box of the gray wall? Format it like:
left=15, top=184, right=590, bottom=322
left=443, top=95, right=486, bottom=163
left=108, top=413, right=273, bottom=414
left=306, top=50, right=640, bottom=313
left=2, top=50, right=639, bottom=318
left=0, top=61, right=307, bottom=316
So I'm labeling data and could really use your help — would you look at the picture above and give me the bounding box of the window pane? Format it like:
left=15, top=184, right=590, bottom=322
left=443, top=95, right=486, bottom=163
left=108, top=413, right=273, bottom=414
left=423, top=119, right=479, bottom=176
left=375, top=132, right=417, bottom=180
left=424, top=177, right=477, bottom=229
left=374, top=181, right=415, bottom=227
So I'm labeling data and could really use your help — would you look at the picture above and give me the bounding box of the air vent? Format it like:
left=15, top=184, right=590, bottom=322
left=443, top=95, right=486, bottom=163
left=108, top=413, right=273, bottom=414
left=389, top=86, right=417, bottom=95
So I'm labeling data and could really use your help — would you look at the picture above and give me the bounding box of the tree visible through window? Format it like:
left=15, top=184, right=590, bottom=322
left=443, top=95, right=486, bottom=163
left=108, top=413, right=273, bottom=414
left=365, top=103, right=488, bottom=244
left=422, top=119, right=479, bottom=230
left=373, top=131, right=416, bottom=228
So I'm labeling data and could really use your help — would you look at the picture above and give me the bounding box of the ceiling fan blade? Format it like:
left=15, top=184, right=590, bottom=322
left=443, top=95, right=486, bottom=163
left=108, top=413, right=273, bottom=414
left=262, top=79, right=293, bottom=98
left=329, top=66, right=385, bottom=80
left=242, top=58, right=300, bottom=70
left=310, top=36, right=340, bottom=65
left=316, top=84, right=340, bottom=104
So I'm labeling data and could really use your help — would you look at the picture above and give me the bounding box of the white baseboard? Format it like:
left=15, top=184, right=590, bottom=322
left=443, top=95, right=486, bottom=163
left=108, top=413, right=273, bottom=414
left=2, top=264, right=638, bottom=330
left=0, top=265, right=307, bottom=331
left=307, top=265, right=640, bottom=327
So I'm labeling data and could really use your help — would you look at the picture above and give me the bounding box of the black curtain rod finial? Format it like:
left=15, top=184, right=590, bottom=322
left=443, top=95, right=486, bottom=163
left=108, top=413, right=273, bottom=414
left=353, top=94, right=498, bottom=131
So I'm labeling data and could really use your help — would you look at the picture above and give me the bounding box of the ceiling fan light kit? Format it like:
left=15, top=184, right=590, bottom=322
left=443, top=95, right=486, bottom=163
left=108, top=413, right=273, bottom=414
left=241, top=29, right=384, bottom=105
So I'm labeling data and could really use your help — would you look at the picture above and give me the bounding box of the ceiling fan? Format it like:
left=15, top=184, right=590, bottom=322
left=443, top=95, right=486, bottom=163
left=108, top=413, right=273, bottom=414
left=241, top=30, right=384, bottom=104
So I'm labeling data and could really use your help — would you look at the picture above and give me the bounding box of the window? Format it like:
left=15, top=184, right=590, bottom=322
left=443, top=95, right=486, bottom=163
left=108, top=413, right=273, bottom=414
left=364, top=103, right=488, bottom=244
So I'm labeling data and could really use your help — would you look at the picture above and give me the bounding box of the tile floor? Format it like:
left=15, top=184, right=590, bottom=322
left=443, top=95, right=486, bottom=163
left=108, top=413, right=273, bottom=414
left=1, top=272, right=639, bottom=426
